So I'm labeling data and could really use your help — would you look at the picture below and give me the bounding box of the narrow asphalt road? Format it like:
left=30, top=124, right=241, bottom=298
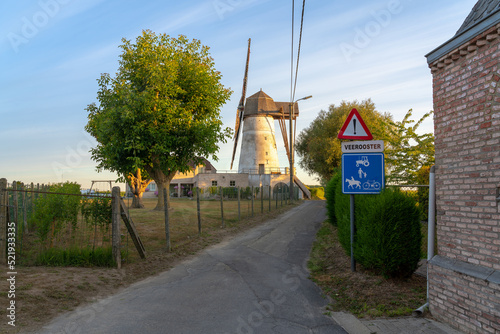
left=37, top=201, right=346, bottom=334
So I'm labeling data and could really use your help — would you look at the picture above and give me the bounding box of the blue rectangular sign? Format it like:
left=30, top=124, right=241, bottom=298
left=342, top=153, right=385, bottom=194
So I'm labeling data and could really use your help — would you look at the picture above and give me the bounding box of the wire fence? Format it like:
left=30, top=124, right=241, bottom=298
left=195, top=185, right=294, bottom=222
left=0, top=180, right=122, bottom=267
left=0, top=180, right=300, bottom=268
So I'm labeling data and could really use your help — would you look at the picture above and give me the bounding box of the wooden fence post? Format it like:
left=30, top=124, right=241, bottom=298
left=275, top=185, right=278, bottom=209
left=196, top=187, right=201, bottom=235
left=22, top=183, right=27, bottom=232
left=237, top=187, right=241, bottom=222
left=260, top=185, right=263, bottom=214
left=163, top=188, right=171, bottom=252
left=12, top=182, right=18, bottom=233
left=111, top=186, right=121, bottom=269
left=30, top=183, right=34, bottom=215
left=0, top=178, right=7, bottom=264
left=268, top=185, right=271, bottom=212
left=251, top=186, right=254, bottom=217
left=220, top=186, right=225, bottom=228
left=281, top=185, right=283, bottom=207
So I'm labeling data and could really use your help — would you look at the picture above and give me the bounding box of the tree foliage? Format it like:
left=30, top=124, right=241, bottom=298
left=384, top=109, right=434, bottom=184
left=295, top=99, right=393, bottom=184
left=85, top=31, right=232, bottom=210
left=296, top=99, right=434, bottom=185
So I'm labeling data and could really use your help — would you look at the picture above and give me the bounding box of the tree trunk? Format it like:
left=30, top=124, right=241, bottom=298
left=144, top=164, right=175, bottom=211
left=155, top=180, right=169, bottom=211
left=127, top=169, right=152, bottom=209
left=131, top=192, right=145, bottom=208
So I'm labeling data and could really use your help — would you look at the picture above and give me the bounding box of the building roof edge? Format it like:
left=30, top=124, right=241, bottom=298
left=426, top=9, right=500, bottom=64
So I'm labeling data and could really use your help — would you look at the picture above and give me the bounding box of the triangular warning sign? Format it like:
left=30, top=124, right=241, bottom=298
left=337, top=108, right=373, bottom=140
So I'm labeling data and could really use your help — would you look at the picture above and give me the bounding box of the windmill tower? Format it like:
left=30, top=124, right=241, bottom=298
left=235, top=90, right=297, bottom=174
left=230, top=39, right=310, bottom=198
left=230, top=38, right=298, bottom=174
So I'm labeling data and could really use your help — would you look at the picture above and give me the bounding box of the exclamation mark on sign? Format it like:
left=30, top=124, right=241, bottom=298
left=353, top=119, right=357, bottom=135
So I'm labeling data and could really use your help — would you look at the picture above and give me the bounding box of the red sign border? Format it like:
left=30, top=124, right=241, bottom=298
left=337, top=108, right=373, bottom=140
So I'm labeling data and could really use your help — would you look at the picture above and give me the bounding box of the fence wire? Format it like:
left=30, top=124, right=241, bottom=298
left=1, top=182, right=122, bottom=267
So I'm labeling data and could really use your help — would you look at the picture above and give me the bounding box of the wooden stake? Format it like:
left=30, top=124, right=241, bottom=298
left=0, top=178, right=7, bottom=264
left=111, top=186, right=121, bottom=268
left=196, top=187, right=201, bottom=235
left=163, top=188, right=171, bottom=252
left=220, top=187, right=225, bottom=228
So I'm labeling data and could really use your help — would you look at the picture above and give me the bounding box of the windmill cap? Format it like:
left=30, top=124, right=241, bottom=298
left=244, top=90, right=299, bottom=118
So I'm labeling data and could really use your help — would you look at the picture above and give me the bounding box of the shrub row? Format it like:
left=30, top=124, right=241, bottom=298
left=325, top=173, right=422, bottom=278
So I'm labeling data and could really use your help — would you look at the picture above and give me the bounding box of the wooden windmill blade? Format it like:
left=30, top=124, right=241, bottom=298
left=230, top=38, right=251, bottom=170
left=278, top=106, right=291, bottom=161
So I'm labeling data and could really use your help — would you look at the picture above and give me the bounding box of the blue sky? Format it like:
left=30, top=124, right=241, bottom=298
left=1, top=0, right=477, bottom=189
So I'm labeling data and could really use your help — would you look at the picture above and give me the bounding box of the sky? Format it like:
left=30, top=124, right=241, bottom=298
left=0, top=0, right=478, bottom=190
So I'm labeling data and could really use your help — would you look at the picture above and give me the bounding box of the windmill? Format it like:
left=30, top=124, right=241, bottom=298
left=229, top=39, right=299, bottom=174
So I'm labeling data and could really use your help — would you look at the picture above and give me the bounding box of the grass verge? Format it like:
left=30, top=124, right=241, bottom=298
left=308, top=221, right=426, bottom=318
left=34, top=246, right=115, bottom=267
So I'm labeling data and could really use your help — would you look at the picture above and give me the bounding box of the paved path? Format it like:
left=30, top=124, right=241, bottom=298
left=37, top=201, right=346, bottom=334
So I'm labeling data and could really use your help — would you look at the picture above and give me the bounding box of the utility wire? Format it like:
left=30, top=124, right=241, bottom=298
left=290, top=0, right=295, bottom=103
left=292, top=0, right=306, bottom=103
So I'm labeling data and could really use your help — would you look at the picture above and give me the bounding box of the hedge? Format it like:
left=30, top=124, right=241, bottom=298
left=325, top=173, right=422, bottom=278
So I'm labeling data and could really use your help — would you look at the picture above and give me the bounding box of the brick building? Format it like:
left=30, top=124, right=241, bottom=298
left=425, top=1, right=500, bottom=332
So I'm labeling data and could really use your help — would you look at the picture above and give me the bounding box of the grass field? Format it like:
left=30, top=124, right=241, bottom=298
left=120, top=196, right=292, bottom=262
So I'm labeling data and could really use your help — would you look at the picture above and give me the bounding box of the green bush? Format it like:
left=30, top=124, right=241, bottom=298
left=325, top=174, right=339, bottom=226
left=333, top=174, right=351, bottom=255
left=309, top=186, right=325, bottom=200
left=30, top=182, right=82, bottom=243
left=328, top=175, right=422, bottom=278
left=81, top=197, right=112, bottom=249
left=355, top=189, right=422, bottom=278
left=222, top=187, right=238, bottom=198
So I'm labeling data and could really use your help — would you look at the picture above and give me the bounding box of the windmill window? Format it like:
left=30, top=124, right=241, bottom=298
left=264, top=136, right=268, bottom=140
left=266, top=152, right=268, bottom=156
left=212, top=181, right=217, bottom=187
left=230, top=180, right=236, bottom=187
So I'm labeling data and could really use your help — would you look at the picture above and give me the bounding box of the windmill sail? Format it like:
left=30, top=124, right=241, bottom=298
left=230, top=38, right=251, bottom=170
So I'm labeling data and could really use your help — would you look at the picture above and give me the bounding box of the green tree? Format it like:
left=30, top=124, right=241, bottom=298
left=295, top=99, right=394, bottom=184
left=85, top=31, right=232, bottom=210
left=384, top=109, right=434, bottom=184
left=85, top=104, right=152, bottom=209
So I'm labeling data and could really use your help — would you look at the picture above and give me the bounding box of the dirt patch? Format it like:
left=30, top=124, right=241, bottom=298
left=309, top=222, right=427, bottom=319
left=1, top=202, right=296, bottom=334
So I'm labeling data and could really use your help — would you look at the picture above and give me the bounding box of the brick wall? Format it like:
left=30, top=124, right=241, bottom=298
left=429, top=23, right=500, bottom=333
left=429, top=261, right=500, bottom=333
